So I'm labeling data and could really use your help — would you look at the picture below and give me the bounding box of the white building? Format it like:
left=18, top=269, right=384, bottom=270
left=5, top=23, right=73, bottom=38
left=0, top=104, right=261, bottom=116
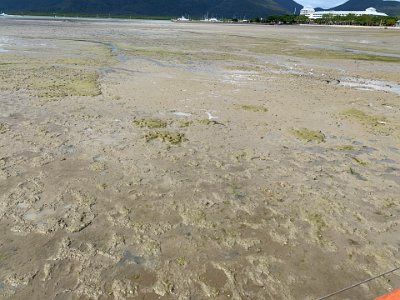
left=396, top=20, right=400, bottom=27
left=299, top=6, right=316, bottom=18
left=300, top=6, right=388, bottom=19
left=200, top=17, right=222, bottom=22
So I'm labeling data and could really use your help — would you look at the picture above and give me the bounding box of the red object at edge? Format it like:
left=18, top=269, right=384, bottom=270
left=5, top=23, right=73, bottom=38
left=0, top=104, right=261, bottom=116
left=375, top=288, right=400, bottom=300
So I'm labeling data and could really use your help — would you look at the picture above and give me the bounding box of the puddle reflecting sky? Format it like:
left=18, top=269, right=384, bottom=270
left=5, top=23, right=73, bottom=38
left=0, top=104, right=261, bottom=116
left=339, top=77, right=400, bottom=95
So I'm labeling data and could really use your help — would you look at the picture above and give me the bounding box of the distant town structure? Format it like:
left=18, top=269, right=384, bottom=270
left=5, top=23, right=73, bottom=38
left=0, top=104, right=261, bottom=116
left=200, top=17, right=222, bottom=22
left=396, top=20, right=400, bottom=27
left=300, top=6, right=388, bottom=19
left=171, top=16, right=191, bottom=22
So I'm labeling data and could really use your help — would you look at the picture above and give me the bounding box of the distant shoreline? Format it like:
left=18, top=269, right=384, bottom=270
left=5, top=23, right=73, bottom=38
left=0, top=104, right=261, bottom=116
left=300, top=23, right=400, bottom=29
left=1, top=14, right=399, bottom=29
left=0, top=12, right=172, bottom=21
left=0, top=14, right=171, bottom=23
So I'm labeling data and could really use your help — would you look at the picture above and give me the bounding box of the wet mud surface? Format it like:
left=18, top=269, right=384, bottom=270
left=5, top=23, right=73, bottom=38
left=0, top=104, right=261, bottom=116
left=0, top=19, right=399, bottom=299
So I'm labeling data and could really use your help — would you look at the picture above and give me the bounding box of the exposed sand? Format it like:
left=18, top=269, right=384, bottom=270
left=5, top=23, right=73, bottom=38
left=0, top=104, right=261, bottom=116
left=0, top=18, right=399, bottom=299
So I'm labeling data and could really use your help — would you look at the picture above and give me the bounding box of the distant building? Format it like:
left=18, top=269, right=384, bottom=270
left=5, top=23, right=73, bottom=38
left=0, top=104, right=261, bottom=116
left=300, top=6, right=316, bottom=18
left=396, top=20, right=400, bottom=27
left=177, top=16, right=190, bottom=21
left=200, top=17, right=222, bottom=23
left=300, top=6, right=388, bottom=19
left=171, top=16, right=191, bottom=22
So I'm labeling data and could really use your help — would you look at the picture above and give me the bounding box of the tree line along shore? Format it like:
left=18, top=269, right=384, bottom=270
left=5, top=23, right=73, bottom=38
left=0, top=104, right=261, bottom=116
left=2, top=11, right=399, bottom=27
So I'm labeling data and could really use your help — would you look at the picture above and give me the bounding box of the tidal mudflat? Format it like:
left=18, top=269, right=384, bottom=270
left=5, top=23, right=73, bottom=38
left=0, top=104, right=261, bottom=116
left=0, top=18, right=399, bottom=299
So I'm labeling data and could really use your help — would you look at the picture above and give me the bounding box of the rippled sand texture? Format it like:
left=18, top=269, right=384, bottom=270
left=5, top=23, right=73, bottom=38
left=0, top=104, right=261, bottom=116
left=0, top=19, right=399, bottom=299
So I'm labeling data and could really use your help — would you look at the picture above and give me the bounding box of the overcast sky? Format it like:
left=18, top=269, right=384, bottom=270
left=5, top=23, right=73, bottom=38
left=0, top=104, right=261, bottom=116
left=295, top=0, right=400, bottom=8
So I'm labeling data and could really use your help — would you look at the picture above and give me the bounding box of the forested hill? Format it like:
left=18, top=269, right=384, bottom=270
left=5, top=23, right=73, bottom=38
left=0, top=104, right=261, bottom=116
left=331, top=0, right=400, bottom=16
left=0, top=0, right=303, bottom=18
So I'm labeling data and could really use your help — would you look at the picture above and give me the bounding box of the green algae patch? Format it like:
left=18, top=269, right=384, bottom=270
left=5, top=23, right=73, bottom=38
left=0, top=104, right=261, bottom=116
left=352, top=157, right=367, bottom=166
left=349, top=167, right=367, bottom=181
left=342, top=109, right=390, bottom=134
left=336, top=145, right=354, bottom=151
left=197, top=119, right=224, bottom=126
left=181, top=209, right=209, bottom=227
left=193, top=51, right=254, bottom=63
left=224, top=64, right=262, bottom=72
left=175, top=256, right=186, bottom=266
left=288, top=48, right=400, bottom=63
left=32, top=70, right=100, bottom=98
left=145, top=131, right=185, bottom=145
left=0, top=44, right=115, bottom=99
left=238, top=104, right=268, bottom=112
left=178, top=120, right=193, bottom=128
left=0, top=51, right=106, bottom=98
left=292, top=128, right=326, bottom=143
left=117, top=44, right=186, bottom=61
left=343, top=109, right=382, bottom=125
left=65, top=43, right=117, bottom=66
left=0, top=123, right=9, bottom=134
left=50, top=43, right=117, bottom=67
left=54, top=57, right=108, bottom=67
left=306, top=212, right=327, bottom=237
left=89, top=161, right=107, bottom=172
left=118, top=42, right=254, bottom=63
left=133, top=118, right=167, bottom=129
left=249, top=38, right=400, bottom=63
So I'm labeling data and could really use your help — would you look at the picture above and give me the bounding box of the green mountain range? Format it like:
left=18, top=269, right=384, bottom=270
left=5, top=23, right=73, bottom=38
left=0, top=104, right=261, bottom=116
left=331, top=0, right=400, bottom=16
left=0, top=0, right=302, bottom=18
